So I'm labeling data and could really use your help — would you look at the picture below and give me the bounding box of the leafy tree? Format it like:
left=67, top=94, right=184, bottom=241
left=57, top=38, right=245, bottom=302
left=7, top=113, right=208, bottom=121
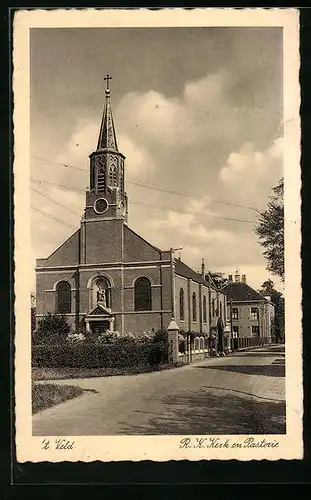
left=35, top=312, right=71, bottom=345
left=255, top=179, right=284, bottom=281
left=206, top=272, right=228, bottom=290
left=258, top=279, right=285, bottom=343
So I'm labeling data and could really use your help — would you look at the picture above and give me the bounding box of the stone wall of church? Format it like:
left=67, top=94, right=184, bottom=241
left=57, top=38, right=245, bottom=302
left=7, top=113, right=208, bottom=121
left=45, top=231, right=80, bottom=267
left=35, top=269, right=78, bottom=318
left=84, top=219, right=123, bottom=264
left=123, top=226, right=161, bottom=262
left=174, top=275, right=209, bottom=334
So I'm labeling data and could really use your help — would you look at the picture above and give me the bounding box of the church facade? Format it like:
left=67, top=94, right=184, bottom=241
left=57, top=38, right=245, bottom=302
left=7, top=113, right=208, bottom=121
left=35, top=82, right=227, bottom=337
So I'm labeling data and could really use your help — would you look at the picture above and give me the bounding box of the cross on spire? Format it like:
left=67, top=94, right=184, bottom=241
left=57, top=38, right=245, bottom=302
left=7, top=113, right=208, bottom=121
left=104, top=74, right=112, bottom=93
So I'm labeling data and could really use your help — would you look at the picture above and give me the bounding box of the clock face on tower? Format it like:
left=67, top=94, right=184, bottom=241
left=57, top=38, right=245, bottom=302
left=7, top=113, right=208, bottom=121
left=94, top=197, right=109, bottom=215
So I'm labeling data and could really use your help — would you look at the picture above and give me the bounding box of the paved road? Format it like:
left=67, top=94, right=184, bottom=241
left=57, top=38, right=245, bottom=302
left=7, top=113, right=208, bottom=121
left=33, top=344, right=285, bottom=436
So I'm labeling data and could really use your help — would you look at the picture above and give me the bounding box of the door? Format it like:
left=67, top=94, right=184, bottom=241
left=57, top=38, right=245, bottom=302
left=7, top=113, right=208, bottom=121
left=91, top=320, right=110, bottom=334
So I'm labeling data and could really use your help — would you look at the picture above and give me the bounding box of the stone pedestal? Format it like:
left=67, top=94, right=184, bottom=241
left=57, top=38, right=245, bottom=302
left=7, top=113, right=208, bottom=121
left=167, top=319, right=179, bottom=364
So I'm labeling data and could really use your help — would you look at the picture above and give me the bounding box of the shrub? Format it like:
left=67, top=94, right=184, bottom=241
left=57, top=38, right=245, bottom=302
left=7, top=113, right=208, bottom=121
left=148, top=341, right=168, bottom=368
left=32, top=342, right=167, bottom=369
left=35, top=312, right=71, bottom=345
left=152, top=329, right=168, bottom=343
left=96, top=330, right=121, bottom=344
left=66, top=332, right=86, bottom=344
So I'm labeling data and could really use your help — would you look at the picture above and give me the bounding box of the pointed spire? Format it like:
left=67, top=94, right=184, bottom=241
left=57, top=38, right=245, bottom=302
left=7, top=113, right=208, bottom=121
left=97, top=74, right=118, bottom=152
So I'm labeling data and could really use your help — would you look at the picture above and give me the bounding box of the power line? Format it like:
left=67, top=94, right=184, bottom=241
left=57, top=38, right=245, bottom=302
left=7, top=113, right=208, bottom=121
left=31, top=205, right=78, bottom=230
left=31, top=177, right=255, bottom=224
left=31, top=155, right=262, bottom=213
left=31, top=155, right=86, bottom=172
left=130, top=200, right=255, bottom=224
left=31, top=177, right=86, bottom=193
left=129, top=180, right=262, bottom=214
left=31, top=184, right=82, bottom=216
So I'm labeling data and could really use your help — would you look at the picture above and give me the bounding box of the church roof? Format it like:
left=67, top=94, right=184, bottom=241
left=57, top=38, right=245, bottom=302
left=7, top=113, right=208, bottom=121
left=174, top=259, right=210, bottom=287
left=96, top=84, right=119, bottom=152
left=222, top=281, right=267, bottom=302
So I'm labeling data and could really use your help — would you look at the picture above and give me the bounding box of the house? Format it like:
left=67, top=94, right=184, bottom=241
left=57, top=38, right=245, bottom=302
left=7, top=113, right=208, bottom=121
left=222, top=271, right=274, bottom=348
left=35, top=81, right=227, bottom=339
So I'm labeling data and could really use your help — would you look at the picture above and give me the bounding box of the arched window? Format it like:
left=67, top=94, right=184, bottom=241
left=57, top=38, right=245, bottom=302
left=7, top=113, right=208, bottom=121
left=94, top=277, right=111, bottom=308
left=219, top=301, right=223, bottom=321
left=179, top=288, right=185, bottom=321
left=203, top=295, right=207, bottom=323
left=194, top=337, right=200, bottom=351
left=134, top=277, right=152, bottom=311
left=199, top=337, right=204, bottom=350
left=56, top=281, right=71, bottom=313
left=109, top=164, right=117, bottom=186
left=192, top=292, right=197, bottom=322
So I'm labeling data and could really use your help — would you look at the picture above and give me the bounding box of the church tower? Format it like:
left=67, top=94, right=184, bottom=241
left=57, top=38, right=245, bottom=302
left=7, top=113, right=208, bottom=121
left=84, top=75, right=128, bottom=223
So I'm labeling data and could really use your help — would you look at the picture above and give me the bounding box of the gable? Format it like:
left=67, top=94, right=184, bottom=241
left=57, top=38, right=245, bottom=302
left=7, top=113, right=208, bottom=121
left=45, top=230, right=80, bottom=267
left=86, top=303, right=113, bottom=317
left=123, top=226, right=161, bottom=262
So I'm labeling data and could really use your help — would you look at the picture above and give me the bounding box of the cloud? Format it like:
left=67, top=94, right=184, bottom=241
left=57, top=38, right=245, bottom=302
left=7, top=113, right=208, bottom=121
left=219, top=137, right=283, bottom=208
left=115, top=69, right=242, bottom=149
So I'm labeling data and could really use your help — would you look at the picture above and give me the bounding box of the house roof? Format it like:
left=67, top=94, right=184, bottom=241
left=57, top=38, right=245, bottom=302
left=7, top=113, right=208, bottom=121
left=174, top=259, right=210, bottom=287
left=222, top=281, right=267, bottom=302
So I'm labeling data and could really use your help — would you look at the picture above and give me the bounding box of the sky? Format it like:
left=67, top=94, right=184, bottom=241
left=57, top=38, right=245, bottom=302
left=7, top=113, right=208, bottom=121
left=30, top=27, right=283, bottom=292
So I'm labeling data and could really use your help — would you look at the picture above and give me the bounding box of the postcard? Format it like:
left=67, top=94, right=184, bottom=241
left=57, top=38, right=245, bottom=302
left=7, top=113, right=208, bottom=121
left=13, top=8, right=302, bottom=462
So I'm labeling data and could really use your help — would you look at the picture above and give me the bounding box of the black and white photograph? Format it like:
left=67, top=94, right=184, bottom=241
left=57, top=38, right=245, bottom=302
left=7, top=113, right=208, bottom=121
left=13, top=8, right=302, bottom=462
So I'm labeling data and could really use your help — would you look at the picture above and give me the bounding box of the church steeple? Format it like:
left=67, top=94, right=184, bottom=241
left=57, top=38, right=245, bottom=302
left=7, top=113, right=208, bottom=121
left=96, top=75, right=119, bottom=152
left=85, top=75, right=128, bottom=223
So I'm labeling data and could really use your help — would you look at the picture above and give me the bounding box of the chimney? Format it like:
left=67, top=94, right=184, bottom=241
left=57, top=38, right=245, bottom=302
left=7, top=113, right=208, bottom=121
left=234, top=270, right=240, bottom=282
left=228, top=274, right=233, bottom=281
left=242, top=274, right=246, bottom=283
left=201, top=258, right=205, bottom=278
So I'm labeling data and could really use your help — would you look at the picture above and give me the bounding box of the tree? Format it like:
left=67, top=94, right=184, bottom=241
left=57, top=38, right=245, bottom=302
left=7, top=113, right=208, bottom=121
left=255, top=179, right=284, bottom=281
left=258, top=279, right=285, bottom=343
left=35, top=312, right=71, bottom=345
left=206, top=272, right=228, bottom=290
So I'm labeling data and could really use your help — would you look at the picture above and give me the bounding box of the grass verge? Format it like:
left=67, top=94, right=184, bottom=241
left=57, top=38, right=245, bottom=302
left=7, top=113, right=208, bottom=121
left=32, top=383, right=84, bottom=414
left=32, top=363, right=184, bottom=381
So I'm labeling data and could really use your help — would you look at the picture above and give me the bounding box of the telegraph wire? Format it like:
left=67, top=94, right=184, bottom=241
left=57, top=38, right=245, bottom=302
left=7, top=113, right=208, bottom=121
left=130, top=200, right=255, bottom=224
left=31, top=205, right=78, bottom=230
left=31, top=177, right=256, bottom=224
left=31, top=155, right=262, bottom=213
left=31, top=155, right=86, bottom=172
left=31, top=184, right=82, bottom=217
left=31, top=177, right=86, bottom=193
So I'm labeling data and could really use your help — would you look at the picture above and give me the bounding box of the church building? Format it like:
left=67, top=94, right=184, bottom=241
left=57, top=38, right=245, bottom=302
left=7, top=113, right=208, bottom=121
left=35, top=79, right=227, bottom=337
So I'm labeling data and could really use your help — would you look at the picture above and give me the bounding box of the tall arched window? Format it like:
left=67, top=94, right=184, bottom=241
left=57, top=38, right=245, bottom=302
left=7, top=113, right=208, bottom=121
left=56, top=281, right=71, bottom=313
left=134, top=277, right=152, bottom=311
left=179, top=288, right=185, bottom=321
left=219, top=301, right=223, bottom=321
left=203, top=295, right=207, bottom=323
left=192, top=292, right=197, bottom=322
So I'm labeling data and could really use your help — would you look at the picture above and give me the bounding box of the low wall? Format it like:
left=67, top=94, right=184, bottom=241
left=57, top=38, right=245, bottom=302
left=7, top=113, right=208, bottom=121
left=230, top=336, right=271, bottom=351
left=178, top=349, right=209, bottom=364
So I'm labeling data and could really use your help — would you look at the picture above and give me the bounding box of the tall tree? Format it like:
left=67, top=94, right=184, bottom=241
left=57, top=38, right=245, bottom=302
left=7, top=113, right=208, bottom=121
left=255, top=179, right=284, bottom=281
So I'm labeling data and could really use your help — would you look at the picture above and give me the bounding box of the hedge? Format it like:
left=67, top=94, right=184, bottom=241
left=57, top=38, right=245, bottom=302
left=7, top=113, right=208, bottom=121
left=32, top=341, right=168, bottom=369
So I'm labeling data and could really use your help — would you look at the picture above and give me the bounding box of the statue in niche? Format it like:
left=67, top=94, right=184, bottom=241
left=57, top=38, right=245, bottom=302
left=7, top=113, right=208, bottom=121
left=97, top=284, right=107, bottom=306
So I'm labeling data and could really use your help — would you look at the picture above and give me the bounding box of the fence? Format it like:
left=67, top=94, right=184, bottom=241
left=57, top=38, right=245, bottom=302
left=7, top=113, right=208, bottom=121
left=230, top=336, right=270, bottom=351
